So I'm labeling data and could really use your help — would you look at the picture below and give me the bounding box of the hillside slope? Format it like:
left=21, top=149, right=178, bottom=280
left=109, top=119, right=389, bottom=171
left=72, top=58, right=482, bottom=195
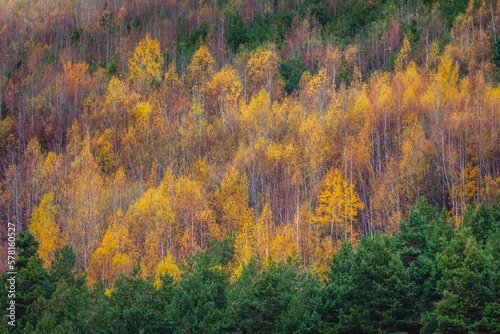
left=0, top=0, right=499, bottom=280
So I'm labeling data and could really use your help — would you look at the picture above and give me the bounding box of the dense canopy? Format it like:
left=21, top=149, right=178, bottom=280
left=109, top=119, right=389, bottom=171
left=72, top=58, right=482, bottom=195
left=0, top=0, right=500, bottom=331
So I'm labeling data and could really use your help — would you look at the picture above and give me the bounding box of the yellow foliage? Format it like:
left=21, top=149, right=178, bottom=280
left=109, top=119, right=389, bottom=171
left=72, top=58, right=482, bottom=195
left=347, top=87, right=369, bottom=131
left=180, top=231, right=198, bottom=257
left=256, top=199, right=273, bottom=259
left=232, top=263, right=243, bottom=281
left=234, top=219, right=256, bottom=266
left=400, top=116, right=426, bottom=171
left=269, top=224, right=298, bottom=262
left=298, top=114, right=326, bottom=173
left=128, top=187, right=172, bottom=233
left=266, top=141, right=285, bottom=163
left=207, top=66, right=241, bottom=104
left=451, top=163, right=480, bottom=215
left=216, top=167, right=254, bottom=232
left=316, top=169, right=364, bottom=244
left=422, top=51, right=459, bottom=121
left=303, top=69, right=330, bottom=115
left=231, top=216, right=259, bottom=281
left=125, top=183, right=175, bottom=273
left=187, top=45, right=215, bottom=96
left=394, top=36, right=411, bottom=71
left=311, top=238, right=336, bottom=280
left=399, top=116, right=427, bottom=206
left=174, top=175, right=205, bottom=253
left=101, top=76, right=139, bottom=138
left=65, top=142, right=105, bottom=273
left=134, top=101, right=152, bottom=122
left=91, top=220, right=132, bottom=284
left=128, top=33, right=164, bottom=88
left=105, top=288, right=113, bottom=297
left=29, top=193, right=62, bottom=268
left=154, top=254, right=180, bottom=288
left=240, top=89, right=271, bottom=141
left=402, top=61, right=423, bottom=109
left=247, top=45, right=280, bottom=94
left=483, top=174, right=500, bottom=204
left=164, top=62, right=182, bottom=90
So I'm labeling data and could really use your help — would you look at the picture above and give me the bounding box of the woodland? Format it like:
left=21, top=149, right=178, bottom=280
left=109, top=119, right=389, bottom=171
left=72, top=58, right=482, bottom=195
left=0, top=0, right=500, bottom=332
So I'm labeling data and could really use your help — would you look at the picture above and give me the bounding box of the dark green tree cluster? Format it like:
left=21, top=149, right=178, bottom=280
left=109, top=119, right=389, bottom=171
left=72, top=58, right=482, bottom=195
left=1, top=198, right=499, bottom=333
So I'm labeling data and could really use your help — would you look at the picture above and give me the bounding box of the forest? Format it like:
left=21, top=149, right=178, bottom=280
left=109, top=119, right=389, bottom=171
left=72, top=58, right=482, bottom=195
left=0, top=0, right=499, bottom=331
left=1, top=199, right=500, bottom=332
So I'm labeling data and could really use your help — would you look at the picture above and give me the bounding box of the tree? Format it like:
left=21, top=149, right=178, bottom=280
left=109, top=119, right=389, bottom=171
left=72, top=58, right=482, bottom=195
left=316, top=169, right=364, bottom=245
left=50, top=245, right=79, bottom=284
left=215, top=167, right=254, bottom=234
left=168, top=250, right=229, bottom=333
left=422, top=51, right=459, bottom=123
left=247, top=44, right=281, bottom=98
left=33, top=279, right=91, bottom=334
left=99, top=77, right=139, bottom=154
left=173, top=175, right=206, bottom=257
left=321, top=235, right=414, bottom=333
left=206, top=65, right=241, bottom=129
left=107, top=264, right=166, bottom=333
left=451, top=163, right=480, bottom=216
left=269, top=224, right=298, bottom=263
left=233, top=218, right=256, bottom=280
left=240, top=89, right=272, bottom=143
left=186, top=44, right=215, bottom=105
left=463, top=201, right=497, bottom=244
left=422, top=229, right=492, bottom=333
left=128, top=34, right=164, bottom=89
left=399, top=115, right=428, bottom=210
left=481, top=231, right=500, bottom=332
left=154, top=254, right=179, bottom=289
left=394, top=36, right=412, bottom=71
left=0, top=232, right=53, bottom=331
left=29, top=193, right=63, bottom=268
left=91, top=219, right=132, bottom=286
left=65, top=142, right=105, bottom=274
left=125, top=184, right=175, bottom=275
left=393, top=198, right=449, bottom=331
left=62, top=60, right=90, bottom=111
left=256, top=199, right=273, bottom=260
left=35, top=246, right=90, bottom=334
left=227, top=259, right=301, bottom=333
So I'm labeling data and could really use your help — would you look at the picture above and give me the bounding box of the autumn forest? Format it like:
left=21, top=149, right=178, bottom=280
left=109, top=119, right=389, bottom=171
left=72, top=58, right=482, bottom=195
left=1, top=0, right=500, bottom=332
